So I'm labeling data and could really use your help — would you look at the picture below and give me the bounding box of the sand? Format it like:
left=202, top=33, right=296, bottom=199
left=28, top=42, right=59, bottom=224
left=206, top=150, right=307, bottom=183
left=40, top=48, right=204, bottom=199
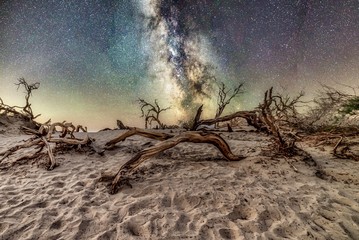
left=0, top=127, right=359, bottom=240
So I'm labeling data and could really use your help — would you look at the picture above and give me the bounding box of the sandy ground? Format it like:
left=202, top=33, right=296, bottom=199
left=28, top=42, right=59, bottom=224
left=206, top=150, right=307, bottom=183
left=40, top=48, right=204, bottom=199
left=0, top=126, right=359, bottom=239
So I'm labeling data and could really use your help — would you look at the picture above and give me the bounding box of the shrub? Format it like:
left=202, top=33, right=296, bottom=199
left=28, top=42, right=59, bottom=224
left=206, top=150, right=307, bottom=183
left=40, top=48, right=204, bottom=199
left=340, top=97, right=359, bottom=115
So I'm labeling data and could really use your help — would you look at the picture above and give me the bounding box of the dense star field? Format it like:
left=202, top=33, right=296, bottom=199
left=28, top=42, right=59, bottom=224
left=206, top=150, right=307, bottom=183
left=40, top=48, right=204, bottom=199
left=1, top=0, right=359, bottom=130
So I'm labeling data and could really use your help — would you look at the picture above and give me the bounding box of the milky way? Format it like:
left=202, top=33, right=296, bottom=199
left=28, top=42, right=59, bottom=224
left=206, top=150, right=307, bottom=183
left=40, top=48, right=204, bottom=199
left=139, top=0, right=218, bottom=117
left=1, top=0, right=359, bottom=130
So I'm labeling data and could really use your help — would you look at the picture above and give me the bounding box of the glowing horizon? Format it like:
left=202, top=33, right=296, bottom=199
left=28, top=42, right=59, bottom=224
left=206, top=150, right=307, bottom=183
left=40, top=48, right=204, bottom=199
left=1, top=1, right=359, bottom=130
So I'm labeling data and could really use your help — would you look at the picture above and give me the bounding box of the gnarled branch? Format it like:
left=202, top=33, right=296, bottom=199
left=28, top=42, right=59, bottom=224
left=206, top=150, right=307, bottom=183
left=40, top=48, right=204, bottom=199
left=105, top=127, right=173, bottom=148
left=102, top=130, right=245, bottom=194
left=1, top=121, right=91, bottom=170
left=215, top=82, right=244, bottom=119
left=138, top=98, right=170, bottom=129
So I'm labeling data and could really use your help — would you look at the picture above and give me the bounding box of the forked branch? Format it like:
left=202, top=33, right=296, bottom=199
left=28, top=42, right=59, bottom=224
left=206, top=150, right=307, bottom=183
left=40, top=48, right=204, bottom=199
left=138, top=99, right=170, bottom=129
left=215, top=82, right=244, bottom=119
left=15, top=77, right=41, bottom=121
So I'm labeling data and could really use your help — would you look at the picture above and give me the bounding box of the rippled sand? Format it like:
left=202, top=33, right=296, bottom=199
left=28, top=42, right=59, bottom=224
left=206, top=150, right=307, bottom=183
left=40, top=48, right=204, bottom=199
left=0, top=129, right=358, bottom=239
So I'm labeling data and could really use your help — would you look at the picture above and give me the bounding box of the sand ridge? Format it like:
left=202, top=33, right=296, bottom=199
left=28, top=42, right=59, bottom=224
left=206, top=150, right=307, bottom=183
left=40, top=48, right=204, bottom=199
left=0, top=129, right=359, bottom=239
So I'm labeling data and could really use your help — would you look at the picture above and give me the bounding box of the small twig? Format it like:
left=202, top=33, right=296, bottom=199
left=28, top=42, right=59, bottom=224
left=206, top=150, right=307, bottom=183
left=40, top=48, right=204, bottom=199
left=284, top=156, right=298, bottom=172
left=333, top=136, right=343, bottom=154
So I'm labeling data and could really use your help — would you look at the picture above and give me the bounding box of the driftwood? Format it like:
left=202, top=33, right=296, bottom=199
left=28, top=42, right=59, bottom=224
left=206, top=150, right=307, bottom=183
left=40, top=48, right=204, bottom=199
left=0, top=122, right=91, bottom=170
left=333, top=137, right=359, bottom=161
left=101, top=129, right=245, bottom=194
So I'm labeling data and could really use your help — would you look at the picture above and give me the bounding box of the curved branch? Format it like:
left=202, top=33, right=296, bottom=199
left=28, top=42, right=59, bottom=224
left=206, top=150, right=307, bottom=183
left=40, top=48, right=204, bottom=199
left=107, top=131, right=245, bottom=194
left=105, top=128, right=173, bottom=147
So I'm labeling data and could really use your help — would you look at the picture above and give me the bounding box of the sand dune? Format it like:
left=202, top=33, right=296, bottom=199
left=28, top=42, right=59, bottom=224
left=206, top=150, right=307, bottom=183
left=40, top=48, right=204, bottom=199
left=0, top=129, right=359, bottom=239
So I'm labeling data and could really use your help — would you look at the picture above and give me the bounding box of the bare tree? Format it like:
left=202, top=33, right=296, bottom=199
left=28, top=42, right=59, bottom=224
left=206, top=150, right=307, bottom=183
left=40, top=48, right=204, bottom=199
left=0, top=78, right=41, bottom=129
left=15, top=77, right=41, bottom=121
left=257, top=87, right=286, bottom=148
left=138, top=99, right=170, bottom=129
left=269, top=90, right=306, bottom=128
left=304, top=84, right=353, bottom=128
left=215, top=82, right=244, bottom=119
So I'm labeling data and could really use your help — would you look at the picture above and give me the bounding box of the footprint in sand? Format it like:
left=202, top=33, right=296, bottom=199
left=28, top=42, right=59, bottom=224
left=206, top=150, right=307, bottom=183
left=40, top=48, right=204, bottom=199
left=172, top=194, right=201, bottom=211
left=97, top=228, right=118, bottom=240
left=257, top=206, right=281, bottom=232
left=73, top=219, right=91, bottom=239
left=161, top=195, right=171, bottom=208
left=51, top=181, right=65, bottom=189
left=123, top=219, right=151, bottom=237
left=49, top=219, right=62, bottom=230
left=273, top=220, right=306, bottom=239
left=30, top=201, right=48, bottom=208
left=174, top=214, right=191, bottom=232
left=128, top=199, right=152, bottom=216
left=6, top=198, right=18, bottom=205
left=219, top=228, right=233, bottom=239
left=227, top=202, right=256, bottom=221
left=352, top=215, right=359, bottom=226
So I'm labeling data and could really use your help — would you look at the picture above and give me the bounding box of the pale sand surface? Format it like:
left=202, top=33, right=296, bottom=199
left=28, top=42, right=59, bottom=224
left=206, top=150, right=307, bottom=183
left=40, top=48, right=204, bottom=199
left=0, top=128, right=359, bottom=239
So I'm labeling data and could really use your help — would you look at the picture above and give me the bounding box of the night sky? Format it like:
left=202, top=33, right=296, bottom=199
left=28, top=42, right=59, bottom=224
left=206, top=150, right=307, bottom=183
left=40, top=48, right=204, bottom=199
left=1, top=0, right=359, bottom=130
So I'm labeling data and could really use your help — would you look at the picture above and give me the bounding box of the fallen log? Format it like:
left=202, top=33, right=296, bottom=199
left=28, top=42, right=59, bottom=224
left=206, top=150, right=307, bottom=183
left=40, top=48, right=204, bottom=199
left=102, top=130, right=245, bottom=194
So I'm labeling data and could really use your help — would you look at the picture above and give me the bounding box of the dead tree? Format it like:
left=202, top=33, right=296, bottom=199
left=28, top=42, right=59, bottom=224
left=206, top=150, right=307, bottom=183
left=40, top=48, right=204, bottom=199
left=215, top=82, right=244, bottom=119
left=15, top=77, right=41, bottom=121
left=258, top=87, right=287, bottom=149
left=270, top=90, right=306, bottom=127
left=102, top=129, right=245, bottom=194
left=304, top=84, right=353, bottom=129
left=138, top=99, right=170, bottom=129
left=0, top=121, right=91, bottom=170
left=0, top=78, right=41, bottom=129
left=190, top=87, right=301, bottom=154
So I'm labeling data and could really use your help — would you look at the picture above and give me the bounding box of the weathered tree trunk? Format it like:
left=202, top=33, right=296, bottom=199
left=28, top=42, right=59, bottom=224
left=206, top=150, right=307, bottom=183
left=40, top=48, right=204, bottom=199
left=116, top=120, right=128, bottom=129
left=190, top=105, right=203, bottom=130
left=42, top=137, right=56, bottom=170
